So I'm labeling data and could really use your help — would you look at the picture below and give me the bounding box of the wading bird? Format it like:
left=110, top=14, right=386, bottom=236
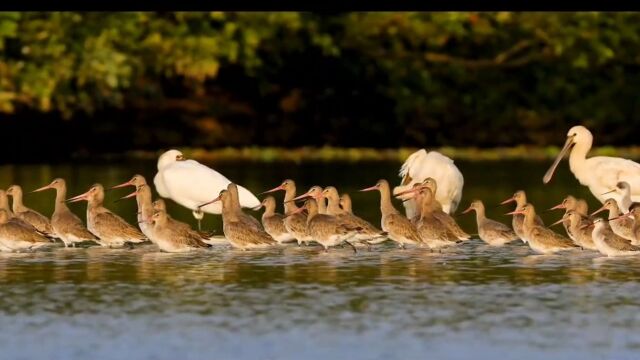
left=153, top=149, right=260, bottom=229
left=543, top=125, right=640, bottom=204
left=393, top=149, right=463, bottom=217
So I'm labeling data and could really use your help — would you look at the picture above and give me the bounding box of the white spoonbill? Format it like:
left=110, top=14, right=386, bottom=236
left=393, top=149, right=463, bottom=217
left=543, top=125, right=640, bottom=204
left=153, top=150, right=260, bottom=229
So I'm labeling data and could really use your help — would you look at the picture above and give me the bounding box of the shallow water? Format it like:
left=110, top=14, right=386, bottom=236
left=1, top=160, right=638, bottom=359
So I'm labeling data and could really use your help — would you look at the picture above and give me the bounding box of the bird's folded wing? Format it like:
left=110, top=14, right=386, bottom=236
left=94, top=212, right=145, bottom=240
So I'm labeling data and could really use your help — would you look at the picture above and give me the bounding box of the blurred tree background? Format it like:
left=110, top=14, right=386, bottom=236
left=1, top=12, right=640, bottom=160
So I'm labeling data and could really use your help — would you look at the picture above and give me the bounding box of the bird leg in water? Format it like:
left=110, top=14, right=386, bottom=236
left=344, top=240, right=358, bottom=254
left=192, top=209, right=204, bottom=231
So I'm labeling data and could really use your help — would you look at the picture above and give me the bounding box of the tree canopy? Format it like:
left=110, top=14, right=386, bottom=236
left=1, top=12, right=640, bottom=155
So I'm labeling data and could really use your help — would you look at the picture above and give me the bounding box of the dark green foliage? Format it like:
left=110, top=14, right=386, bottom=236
left=1, top=12, right=640, bottom=155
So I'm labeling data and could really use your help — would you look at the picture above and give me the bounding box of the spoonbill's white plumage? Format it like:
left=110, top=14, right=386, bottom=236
left=543, top=125, right=640, bottom=204
left=153, top=150, right=260, bottom=227
left=393, top=149, right=463, bottom=217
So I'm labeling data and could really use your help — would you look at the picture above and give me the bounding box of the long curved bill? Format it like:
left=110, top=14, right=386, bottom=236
left=30, top=184, right=53, bottom=193
left=579, top=219, right=600, bottom=230
left=590, top=205, right=607, bottom=217
left=289, top=188, right=323, bottom=203
left=461, top=206, right=473, bottom=215
left=110, top=180, right=134, bottom=190
left=601, top=189, right=616, bottom=196
left=198, top=194, right=222, bottom=209
left=499, top=197, right=515, bottom=205
left=359, top=185, right=378, bottom=192
left=283, top=206, right=306, bottom=218
left=66, top=191, right=90, bottom=203
left=116, top=190, right=137, bottom=203
left=549, top=218, right=565, bottom=227
left=543, top=135, right=575, bottom=184
left=608, top=212, right=631, bottom=222
left=548, top=203, right=565, bottom=211
left=260, top=184, right=285, bottom=195
left=394, top=186, right=424, bottom=198
left=505, top=210, right=524, bottom=216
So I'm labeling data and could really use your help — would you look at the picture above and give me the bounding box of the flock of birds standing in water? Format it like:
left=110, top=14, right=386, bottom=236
left=3, top=125, right=640, bottom=257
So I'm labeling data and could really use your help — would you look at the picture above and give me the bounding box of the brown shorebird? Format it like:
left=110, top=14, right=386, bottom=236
left=586, top=218, right=640, bottom=257
left=412, top=187, right=459, bottom=249
left=151, top=198, right=215, bottom=240
left=550, top=210, right=597, bottom=250
left=200, top=189, right=276, bottom=250
left=360, top=179, right=423, bottom=248
left=259, top=196, right=295, bottom=243
left=110, top=174, right=147, bottom=190
left=289, top=198, right=360, bottom=252
left=0, top=189, right=51, bottom=235
left=591, top=198, right=635, bottom=243
left=506, top=203, right=577, bottom=254
left=500, top=190, right=544, bottom=243
left=118, top=184, right=156, bottom=240
left=322, top=186, right=387, bottom=243
left=141, top=210, right=211, bottom=252
left=611, top=204, right=640, bottom=245
left=548, top=195, right=591, bottom=241
left=261, top=179, right=313, bottom=245
left=68, top=183, right=147, bottom=247
left=31, top=178, right=99, bottom=247
left=293, top=186, right=327, bottom=214
left=394, top=180, right=470, bottom=241
left=462, top=200, right=518, bottom=246
left=602, top=181, right=633, bottom=213
left=0, top=209, right=55, bottom=251
left=339, top=194, right=353, bottom=214
left=6, top=184, right=55, bottom=237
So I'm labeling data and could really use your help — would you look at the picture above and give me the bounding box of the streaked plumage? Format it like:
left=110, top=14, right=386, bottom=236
left=6, top=184, right=55, bottom=237
left=68, top=184, right=146, bottom=247
left=590, top=218, right=640, bottom=257
left=0, top=209, right=55, bottom=251
left=462, top=200, right=518, bottom=246
left=509, top=203, right=577, bottom=254
left=31, top=178, right=99, bottom=247
left=204, top=186, right=276, bottom=250
left=260, top=196, right=295, bottom=243
left=500, top=190, right=544, bottom=243
left=591, top=198, right=635, bottom=243
left=361, top=179, right=423, bottom=248
left=415, top=188, right=460, bottom=249
left=152, top=199, right=215, bottom=240
left=323, top=187, right=386, bottom=243
left=146, top=210, right=211, bottom=252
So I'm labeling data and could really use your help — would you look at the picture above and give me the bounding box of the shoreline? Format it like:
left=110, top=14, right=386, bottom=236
left=116, top=145, right=640, bottom=163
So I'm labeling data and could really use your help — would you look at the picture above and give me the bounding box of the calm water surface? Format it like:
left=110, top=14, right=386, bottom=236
left=1, top=160, right=639, bottom=360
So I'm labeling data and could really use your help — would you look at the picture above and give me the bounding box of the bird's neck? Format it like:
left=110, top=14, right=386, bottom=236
left=523, top=211, right=536, bottom=228
left=568, top=140, right=591, bottom=178
left=379, top=188, right=399, bottom=216
left=620, top=192, right=632, bottom=212
left=326, top=197, right=342, bottom=215
left=316, top=198, right=327, bottom=214
left=262, top=205, right=275, bottom=220
left=138, top=194, right=154, bottom=220
left=11, top=192, right=25, bottom=213
left=606, top=205, right=621, bottom=219
left=54, top=187, right=70, bottom=214
left=283, top=187, right=298, bottom=213
left=474, top=206, right=486, bottom=223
